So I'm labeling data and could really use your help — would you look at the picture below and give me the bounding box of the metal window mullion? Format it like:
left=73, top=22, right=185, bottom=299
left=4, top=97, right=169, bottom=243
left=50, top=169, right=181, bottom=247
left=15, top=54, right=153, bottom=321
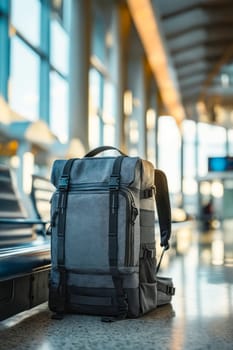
left=49, top=64, right=68, bottom=80
left=12, top=29, right=46, bottom=58
left=0, top=8, right=10, bottom=100
left=40, top=0, right=50, bottom=123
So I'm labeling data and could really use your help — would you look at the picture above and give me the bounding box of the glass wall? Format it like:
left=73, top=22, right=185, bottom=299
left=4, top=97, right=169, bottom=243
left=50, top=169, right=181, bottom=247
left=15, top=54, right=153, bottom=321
left=8, top=0, right=70, bottom=142
left=9, top=0, right=41, bottom=121
left=50, top=71, right=69, bottom=143
left=50, top=18, right=69, bottom=76
left=197, top=123, right=226, bottom=176
left=182, top=120, right=228, bottom=216
left=227, top=129, right=233, bottom=155
left=49, top=12, right=69, bottom=143
left=0, top=0, right=71, bottom=185
left=146, top=108, right=156, bottom=165
left=10, top=36, right=40, bottom=120
left=88, top=68, right=103, bottom=148
left=158, top=116, right=181, bottom=206
left=11, top=0, right=40, bottom=47
left=89, top=3, right=116, bottom=149
left=182, top=120, right=198, bottom=215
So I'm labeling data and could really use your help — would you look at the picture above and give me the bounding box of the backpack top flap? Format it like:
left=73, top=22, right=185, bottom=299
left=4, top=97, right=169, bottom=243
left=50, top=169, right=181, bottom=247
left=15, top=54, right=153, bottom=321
left=51, top=157, right=142, bottom=189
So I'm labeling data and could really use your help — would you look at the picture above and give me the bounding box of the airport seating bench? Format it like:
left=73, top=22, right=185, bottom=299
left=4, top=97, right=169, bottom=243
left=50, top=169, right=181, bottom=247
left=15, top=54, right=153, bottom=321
left=0, top=165, right=52, bottom=321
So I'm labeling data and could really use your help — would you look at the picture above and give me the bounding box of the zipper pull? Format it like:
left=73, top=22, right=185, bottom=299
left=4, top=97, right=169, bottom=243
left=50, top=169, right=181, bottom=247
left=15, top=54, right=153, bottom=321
left=131, top=206, right=138, bottom=224
left=51, top=209, right=58, bottom=227
left=46, top=224, right=52, bottom=236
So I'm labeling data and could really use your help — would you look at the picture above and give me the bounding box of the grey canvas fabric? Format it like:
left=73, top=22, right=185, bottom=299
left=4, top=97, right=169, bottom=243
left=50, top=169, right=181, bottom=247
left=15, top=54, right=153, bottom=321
left=49, top=147, right=175, bottom=319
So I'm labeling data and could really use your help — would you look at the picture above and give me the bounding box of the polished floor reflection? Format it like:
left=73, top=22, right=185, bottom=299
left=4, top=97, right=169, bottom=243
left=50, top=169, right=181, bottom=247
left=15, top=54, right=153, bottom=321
left=165, top=219, right=233, bottom=350
left=0, top=220, right=233, bottom=350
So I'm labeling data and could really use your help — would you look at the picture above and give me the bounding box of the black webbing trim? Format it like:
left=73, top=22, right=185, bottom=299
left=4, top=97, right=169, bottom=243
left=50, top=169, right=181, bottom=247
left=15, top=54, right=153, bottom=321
left=154, top=169, right=171, bottom=250
left=55, top=158, right=76, bottom=315
left=108, top=156, right=124, bottom=267
left=157, top=280, right=175, bottom=296
left=107, top=156, right=128, bottom=320
left=140, top=187, right=154, bottom=199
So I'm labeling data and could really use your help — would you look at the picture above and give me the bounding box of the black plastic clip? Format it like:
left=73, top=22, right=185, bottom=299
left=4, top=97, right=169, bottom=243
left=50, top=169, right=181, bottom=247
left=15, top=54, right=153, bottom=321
left=166, top=285, right=176, bottom=296
left=109, top=175, right=120, bottom=189
left=58, top=176, right=69, bottom=190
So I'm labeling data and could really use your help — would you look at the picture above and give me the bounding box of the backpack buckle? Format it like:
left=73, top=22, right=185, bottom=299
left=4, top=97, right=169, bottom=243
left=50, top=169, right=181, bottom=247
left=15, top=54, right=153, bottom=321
left=58, top=176, right=69, bottom=190
left=166, top=285, right=175, bottom=296
left=109, top=175, right=120, bottom=189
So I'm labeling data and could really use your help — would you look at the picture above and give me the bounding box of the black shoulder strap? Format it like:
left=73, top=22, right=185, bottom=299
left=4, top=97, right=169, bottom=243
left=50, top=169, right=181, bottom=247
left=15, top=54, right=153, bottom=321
left=53, top=158, right=76, bottom=318
left=154, top=169, right=172, bottom=274
left=154, top=169, right=171, bottom=250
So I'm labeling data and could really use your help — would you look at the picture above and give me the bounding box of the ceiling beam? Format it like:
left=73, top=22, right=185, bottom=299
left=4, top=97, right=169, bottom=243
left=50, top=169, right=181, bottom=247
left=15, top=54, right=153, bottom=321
left=162, top=7, right=233, bottom=38
left=181, top=85, right=201, bottom=97
left=127, top=0, right=185, bottom=124
left=199, top=43, right=233, bottom=99
left=153, top=0, right=198, bottom=18
left=177, top=61, right=212, bottom=79
left=173, top=45, right=225, bottom=67
left=168, top=27, right=233, bottom=53
left=179, top=74, right=206, bottom=88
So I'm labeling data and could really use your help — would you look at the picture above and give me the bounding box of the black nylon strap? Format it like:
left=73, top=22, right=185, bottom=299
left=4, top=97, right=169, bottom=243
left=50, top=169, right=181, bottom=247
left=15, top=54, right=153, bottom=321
left=140, top=187, right=153, bottom=199
left=108, top=156, right=124, bottom=267
left=108, top=156, right=128, bottom=320
left=154, top=169, right=171, bottom=250
left=55, top=158, right=76, bottom=315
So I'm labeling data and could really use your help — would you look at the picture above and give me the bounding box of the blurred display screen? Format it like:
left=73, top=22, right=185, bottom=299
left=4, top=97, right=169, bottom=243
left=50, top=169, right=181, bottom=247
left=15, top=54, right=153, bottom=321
left=208, top=157, right=233, bottom=172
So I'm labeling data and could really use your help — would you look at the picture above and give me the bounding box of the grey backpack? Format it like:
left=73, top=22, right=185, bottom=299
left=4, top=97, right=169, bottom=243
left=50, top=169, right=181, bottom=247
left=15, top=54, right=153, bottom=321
left=49, top=146, right=175, bottom=321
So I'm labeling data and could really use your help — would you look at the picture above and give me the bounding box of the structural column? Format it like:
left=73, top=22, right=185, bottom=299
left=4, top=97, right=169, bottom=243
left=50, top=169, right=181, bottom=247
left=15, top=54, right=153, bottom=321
left=128, top=56, right=146, bottom=158
left=147, top=80, right=157, bottom=165
left=69, top=0, right=91, bottom=152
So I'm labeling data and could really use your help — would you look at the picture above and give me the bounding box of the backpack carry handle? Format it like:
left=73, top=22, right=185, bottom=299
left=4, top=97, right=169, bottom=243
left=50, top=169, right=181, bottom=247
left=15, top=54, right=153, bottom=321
left=154, top=169, right=171, bottom=250
left=85, top=146, right=127, bottom=158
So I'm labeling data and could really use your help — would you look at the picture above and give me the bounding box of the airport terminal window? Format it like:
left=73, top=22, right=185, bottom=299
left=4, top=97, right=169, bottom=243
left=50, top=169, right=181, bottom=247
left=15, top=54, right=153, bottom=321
left=49, top=8, right=70, bottom=142
left=9, top=36, right=39, bottom=121
left=228, top=129, right=233, bottom=155
left=183, top=120, right=196, bottom=178
left=89, top=67, right=116, bottom=148
left=158, top=116, right=181, bottom=196
left=182, top=120, right=198, bottom=214
left=128, top=119, right=139, bottom=156
left=89, top=68, right=103, bottom=148
left=7, top=1, right=70, bottom=141
left=103, top=80, right=115, bottom=146
left=92, top=11, right=106, bottom=63
left=89, top=4, right=117, bottom=148
left=50, top=18, right=69, bottom=76
left=198, top=123, right=226, bottom=176
left=50, top=71, right=68, bottom=143
left=11, top=0, right=40, bottom=47
left=146, top=108, right=156, bottom=165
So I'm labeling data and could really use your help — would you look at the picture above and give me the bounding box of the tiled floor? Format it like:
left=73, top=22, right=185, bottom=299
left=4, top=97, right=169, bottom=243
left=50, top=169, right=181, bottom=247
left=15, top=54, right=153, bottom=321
left=1, top=220, right=233, bottom=350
